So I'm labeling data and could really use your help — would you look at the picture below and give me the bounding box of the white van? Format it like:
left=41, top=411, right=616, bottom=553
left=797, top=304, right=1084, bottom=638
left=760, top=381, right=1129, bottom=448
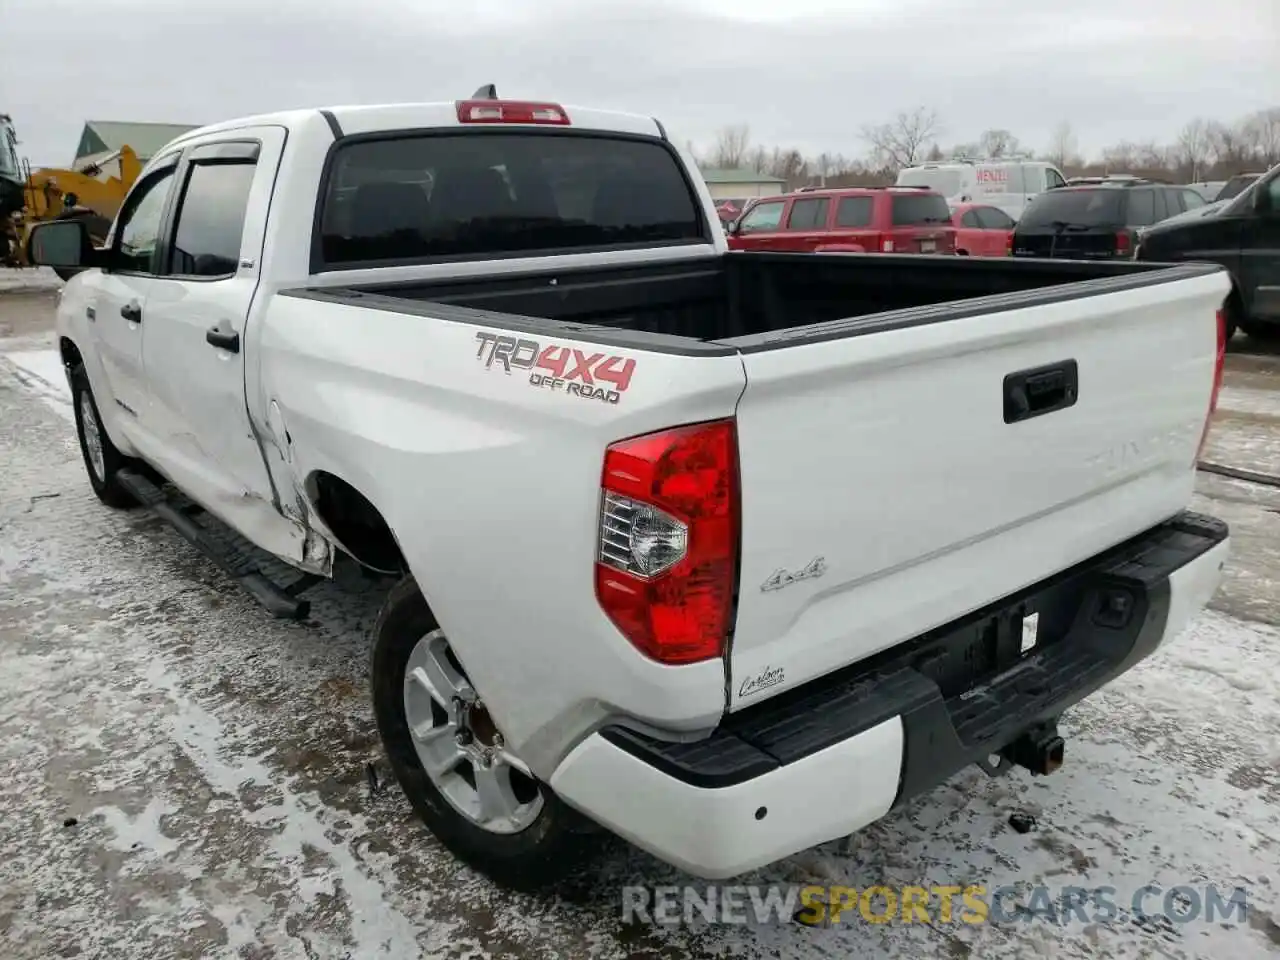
left=895, top=158, right=1068, bottom=222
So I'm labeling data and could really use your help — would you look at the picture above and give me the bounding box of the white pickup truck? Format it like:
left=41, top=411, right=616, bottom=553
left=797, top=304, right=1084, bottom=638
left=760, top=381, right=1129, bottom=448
left=28, top=92, right=1231, bottom=889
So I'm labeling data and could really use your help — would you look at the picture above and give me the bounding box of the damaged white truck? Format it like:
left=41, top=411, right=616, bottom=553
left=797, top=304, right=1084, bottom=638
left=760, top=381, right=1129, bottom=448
left=30, top=92, right=1231, bottom=888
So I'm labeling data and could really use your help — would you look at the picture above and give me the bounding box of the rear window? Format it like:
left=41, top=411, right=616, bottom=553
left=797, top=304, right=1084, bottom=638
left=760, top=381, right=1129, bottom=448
left=1019, top=188, right=1125, bottom=228
left=889, top=193, right=951, bottom=226
left=318, top=133, right=705, bottom=266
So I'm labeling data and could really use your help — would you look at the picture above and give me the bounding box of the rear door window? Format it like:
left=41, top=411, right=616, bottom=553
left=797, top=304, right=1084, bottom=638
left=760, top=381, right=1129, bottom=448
left=168, top=160, right=257, bottom=277
left=834, top=196, right=873, bottom=227
left=975, top=206, right=1016, bottom=229
left=1126, top=189, right=1157, bottom=226
left=786, top=197, right=829, bottom=230
left=1018, top=188, right=1125, bottom=228
left=737, top=200, right=785, bottom=233
left=318, top=133, right=705, bottom=266
left=890, top=193, right=951, bottom=226
left=960, top=210, right=982, bottom=228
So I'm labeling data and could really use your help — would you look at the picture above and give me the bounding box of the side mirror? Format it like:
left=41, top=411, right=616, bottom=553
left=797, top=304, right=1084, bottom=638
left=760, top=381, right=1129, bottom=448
left=26, top=218, right=99, bottom=272
left=726, top=219, right=741, bottom=235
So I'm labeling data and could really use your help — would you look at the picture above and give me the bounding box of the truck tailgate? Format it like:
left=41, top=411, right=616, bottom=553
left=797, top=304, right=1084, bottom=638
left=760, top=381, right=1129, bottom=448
left=726, top=268, right=1229, bottom=709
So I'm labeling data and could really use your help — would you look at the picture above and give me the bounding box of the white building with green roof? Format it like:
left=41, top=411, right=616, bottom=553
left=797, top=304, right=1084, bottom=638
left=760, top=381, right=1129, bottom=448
left=72, top=120, right=199, bottom=168
left=699, top=167, right=787, bottom=202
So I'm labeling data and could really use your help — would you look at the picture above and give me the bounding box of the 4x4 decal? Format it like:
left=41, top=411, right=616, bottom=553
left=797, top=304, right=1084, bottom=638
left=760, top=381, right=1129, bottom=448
left=474, top=331, right=636, bottom=405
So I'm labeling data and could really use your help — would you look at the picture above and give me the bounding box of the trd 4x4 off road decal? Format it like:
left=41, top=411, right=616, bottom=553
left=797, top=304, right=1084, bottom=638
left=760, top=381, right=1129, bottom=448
left=473, top=331, right=636, bottom=405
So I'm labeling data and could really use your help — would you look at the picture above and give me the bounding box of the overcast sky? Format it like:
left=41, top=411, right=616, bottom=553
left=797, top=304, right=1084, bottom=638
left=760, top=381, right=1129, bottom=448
left=3, top=0, right=1277, bottom=166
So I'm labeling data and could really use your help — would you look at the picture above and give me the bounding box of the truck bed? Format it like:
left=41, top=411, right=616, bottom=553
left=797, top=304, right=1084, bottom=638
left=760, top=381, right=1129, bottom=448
left=291, top=251, right=1212, bottom=352
left=275, top=249, right=1228, bottom=722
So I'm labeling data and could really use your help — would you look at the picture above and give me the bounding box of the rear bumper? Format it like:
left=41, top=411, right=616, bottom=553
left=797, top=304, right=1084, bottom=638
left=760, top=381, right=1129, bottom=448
left=549, top=511, right=1228, bottom=879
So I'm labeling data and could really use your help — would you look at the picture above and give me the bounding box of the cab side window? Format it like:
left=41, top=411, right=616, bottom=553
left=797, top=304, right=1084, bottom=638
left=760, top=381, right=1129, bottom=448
left=737, top=200, right=785, bottom=233
left=1181, top=189, right=1206, bottom=210
left=114, top=169, right=177, bottom=273
left=168, top=160, right=257, bottom=277
left=1045, top=168, right=1067, bottom=190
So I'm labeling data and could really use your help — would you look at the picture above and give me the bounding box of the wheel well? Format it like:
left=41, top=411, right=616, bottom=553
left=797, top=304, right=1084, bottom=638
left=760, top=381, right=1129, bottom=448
left=1224, top=283, right=1245, bottom=321
left=956, top=249, right=970, bottom=256
left=310, top=472, right=405, bottom=574
left=60, top=337, right=83, bottom=371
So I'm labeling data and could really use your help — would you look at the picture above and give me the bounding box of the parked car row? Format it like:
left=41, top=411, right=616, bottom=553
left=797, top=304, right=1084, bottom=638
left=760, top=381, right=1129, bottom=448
left=721, top=161, right=1279, bottom=342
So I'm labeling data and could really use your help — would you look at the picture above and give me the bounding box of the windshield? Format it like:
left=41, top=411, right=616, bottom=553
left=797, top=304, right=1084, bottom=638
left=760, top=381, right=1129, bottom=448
left=1214, top=174, right=1259, bottom=202
left=896, top=168, right=964, bottom=197
left=318, top=133, right=706, bottom=267
left=1019, top=188, right=1125, bottom=228
left=890, top=192, right=952, bottom=226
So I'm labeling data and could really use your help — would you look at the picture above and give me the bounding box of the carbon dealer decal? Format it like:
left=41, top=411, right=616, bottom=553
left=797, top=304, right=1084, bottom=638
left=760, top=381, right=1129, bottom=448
left=474, top=331, right=636, bottom=405
left=739, top=665, right=786, bottom=699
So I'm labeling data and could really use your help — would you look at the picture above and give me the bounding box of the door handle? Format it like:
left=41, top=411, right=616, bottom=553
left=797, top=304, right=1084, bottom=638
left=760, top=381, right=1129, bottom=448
left=86, top=307, right=96, bottom=322
left=205, top=326, right=240, bottom=353
left=1003, top=359, right=1078, bottom=424
left=120, top=302, right=142, bottom=323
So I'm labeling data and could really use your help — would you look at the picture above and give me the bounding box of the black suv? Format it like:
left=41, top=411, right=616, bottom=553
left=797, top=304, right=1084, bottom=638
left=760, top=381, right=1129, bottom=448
left=1011, top=178, right=1207, bottom=261
left=1136, top=162, right=1280, bottom=342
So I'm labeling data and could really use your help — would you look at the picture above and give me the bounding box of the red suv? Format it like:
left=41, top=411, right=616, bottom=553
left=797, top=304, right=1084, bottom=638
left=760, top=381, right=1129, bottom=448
left=726, top=186, right=956, bottom=255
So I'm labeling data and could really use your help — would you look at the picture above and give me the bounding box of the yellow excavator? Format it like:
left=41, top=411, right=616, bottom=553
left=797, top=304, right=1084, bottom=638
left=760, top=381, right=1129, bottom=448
left=2, top=114, right=141, bottom=277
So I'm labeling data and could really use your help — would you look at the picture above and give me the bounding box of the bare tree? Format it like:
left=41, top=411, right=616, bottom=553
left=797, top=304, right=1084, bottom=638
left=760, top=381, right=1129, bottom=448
left=710, top=124, right=751, bottom=169
left=925, top=142, right=945, bottom=162
left=745, top=144, right=769, bottom=174
left=978, top=129, right=1021, bottom=159
left=1045, top=121, right=1078, bottom=169
left=1242, top=107, right=1280, bottom=165
left=1174, top=119, right=1212, bottom=181
left=1134, top=141, right=1170, bottom=170
left=1206, top=120, right=1249, bottom=169
left=859, top=107, right=942, bottom=171
left=1100, top=141, right=1138, bottom=173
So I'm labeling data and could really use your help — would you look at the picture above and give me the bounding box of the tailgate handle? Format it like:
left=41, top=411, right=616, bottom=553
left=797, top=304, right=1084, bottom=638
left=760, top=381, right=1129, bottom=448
left=1004, top=360, right=1078, bottom=424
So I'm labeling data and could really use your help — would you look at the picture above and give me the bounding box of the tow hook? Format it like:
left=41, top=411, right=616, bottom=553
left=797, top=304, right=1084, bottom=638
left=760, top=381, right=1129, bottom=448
left=1001, top=722, right=1065, bottom=776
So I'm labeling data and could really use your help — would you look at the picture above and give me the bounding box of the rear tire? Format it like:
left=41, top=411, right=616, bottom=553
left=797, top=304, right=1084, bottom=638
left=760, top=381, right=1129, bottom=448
left=70, top=364, right=137, bottom=508
left=371, top=576, right=588, bottom=890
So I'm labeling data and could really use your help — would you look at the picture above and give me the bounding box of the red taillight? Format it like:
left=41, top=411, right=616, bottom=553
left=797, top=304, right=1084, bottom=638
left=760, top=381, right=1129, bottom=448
left=1115, top=230, right=1132, bottom=255
left=1004, top=233, right=1013, bottom=256
left=455, top=100, right=570, bottom=125
left=1196, top=309, right=1227, bottom=461
left=595, top=420, right=739, bottom=665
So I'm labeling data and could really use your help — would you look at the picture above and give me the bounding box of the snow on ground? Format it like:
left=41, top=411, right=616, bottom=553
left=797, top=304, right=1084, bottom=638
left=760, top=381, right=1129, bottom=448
left=0, top=267, right=63, bottom=294
left=1, top=338, right=1279, bottom=959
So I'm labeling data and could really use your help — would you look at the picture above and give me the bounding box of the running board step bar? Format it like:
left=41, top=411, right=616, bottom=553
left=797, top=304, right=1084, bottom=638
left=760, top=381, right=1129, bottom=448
left=116, top=468, right=313, bottom=620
